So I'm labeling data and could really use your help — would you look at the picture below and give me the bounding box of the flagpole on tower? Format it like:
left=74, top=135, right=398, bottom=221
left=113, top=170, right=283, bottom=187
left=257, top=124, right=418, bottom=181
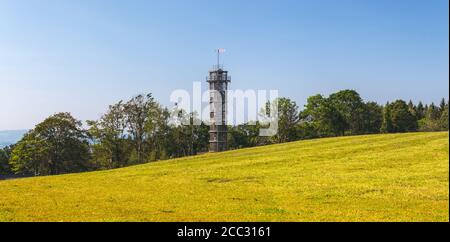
left=217, top=48, right=226, bottom=68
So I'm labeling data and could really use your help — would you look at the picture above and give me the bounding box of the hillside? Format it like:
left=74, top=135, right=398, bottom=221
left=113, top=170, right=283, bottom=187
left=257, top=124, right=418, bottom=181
left=0, top=132, right=448, bottom=222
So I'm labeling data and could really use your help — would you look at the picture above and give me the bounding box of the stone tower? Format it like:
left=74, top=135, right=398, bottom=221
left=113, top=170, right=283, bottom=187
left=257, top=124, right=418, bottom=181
left=207, top=63, right=230, bottom=152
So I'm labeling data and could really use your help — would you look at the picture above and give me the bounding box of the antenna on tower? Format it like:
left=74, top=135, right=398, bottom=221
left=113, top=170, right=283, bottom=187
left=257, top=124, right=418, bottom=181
left=217, top=48, right=226, bottom=67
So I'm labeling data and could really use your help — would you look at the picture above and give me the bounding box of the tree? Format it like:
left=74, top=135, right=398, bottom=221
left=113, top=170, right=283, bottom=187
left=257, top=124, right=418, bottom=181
left=228, top=125, right=249, bottom=149
left=9, top=113, right=90, bottom=176
left=426, top=103, right=440, bottom=120
left=275, top=97, right=300, bottom=143
left=148, top=107, right=173, bottom=159
left=87, top=101, right=132, bottom=169
left=192, top=120, right=210, bottom=154
left=407, top=100, right=417, bottom=118
left=329, top=90, right=366, bottom=135
left=159, top=108, right=209, bottom=158
left=0, top=146, right=13, bottom=175
left=386, top=100, right=417, bottom=133
left=0, top=149, right=7, bottom=174
left=362, top=102, right=383, bottom=134
left=303, top=94, right=346, bottom=136
left=439, top=104, right=449, bottom=130
left=439, top=98, right=447, bottom=115
left=295, top=119, right=319, bottom=140
left=416, top=101, right=425, bottom=120
left=380, top=102, right=393, bottom=133
left=124, top=94, right=159, bottom=163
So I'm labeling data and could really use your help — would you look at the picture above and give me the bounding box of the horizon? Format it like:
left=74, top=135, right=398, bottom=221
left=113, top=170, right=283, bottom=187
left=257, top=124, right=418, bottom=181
left=1, top=0, right=449, bottom=130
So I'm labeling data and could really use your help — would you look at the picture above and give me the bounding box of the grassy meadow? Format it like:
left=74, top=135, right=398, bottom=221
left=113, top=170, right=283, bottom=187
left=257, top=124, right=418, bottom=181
left=0, top=132, right=448, bottom=222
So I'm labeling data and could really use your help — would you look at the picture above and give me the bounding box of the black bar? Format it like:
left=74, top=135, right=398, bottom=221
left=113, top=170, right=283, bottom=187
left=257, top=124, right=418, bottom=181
left=1, top=222, right=447, bottom=241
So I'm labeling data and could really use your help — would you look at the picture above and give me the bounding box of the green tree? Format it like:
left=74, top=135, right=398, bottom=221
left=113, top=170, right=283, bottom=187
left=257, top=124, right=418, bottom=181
left=295, top=119, right=319, bottom=140
left=439, top=98, right=447, bottom=116
left=407, top=100, right=417, bottom=119
left=87, top=101, right=132, bottom=169
left=9, top=113, right=90, bottom=176
left=275, top=97, right=300, bottom=143
left=418, top=103, right=442, bottom=131
left=329, top=90, right=366, bottom=135
left=362, top=102, right=383, bottom=134
left=385, top=100, right=418, bottom=133
left=380, top=102, right=393, bottom=133
left=227, top=125, right=248, bottom=149
left=439, top=104, right=449, bottom=130
left=303, top=94, right=346, bottom=136
left=149, top=107, right=173, bottom=159
left=0, top=146, right=13, bottom=175
left=161, top=108, right=208, bottom=158
left=416, top=101, right=425, bottom=120
left=124, top=94, right=159, bottom=163
left=193, top=121, right=210, bottom=154
left=426, top=103, right=440, bottom=120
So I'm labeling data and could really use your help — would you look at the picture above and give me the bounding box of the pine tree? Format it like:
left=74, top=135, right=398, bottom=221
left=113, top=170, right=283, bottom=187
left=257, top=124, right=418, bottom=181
left=408, top=100, right=417, bottom=119
left=382, top=100, right=417, bottom=133
left=416, top=101, right=425, bottom=120
left=380, top=102, right=393, bottom=133
left=426, top=103, right=440, bottom=120
left=439, top=98, right=447, bottom=116
left=408, top=100, right=415, bottom=112
left=439, top=105, right=449, bottom=131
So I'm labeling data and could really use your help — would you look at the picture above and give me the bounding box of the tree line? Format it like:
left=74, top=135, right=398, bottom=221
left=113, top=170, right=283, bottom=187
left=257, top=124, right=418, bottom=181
left=0, top=90, right=448, bottom=176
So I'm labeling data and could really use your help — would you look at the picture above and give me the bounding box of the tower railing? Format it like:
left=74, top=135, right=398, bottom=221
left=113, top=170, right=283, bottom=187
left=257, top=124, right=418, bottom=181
left=207, top=76, right=231, bottom=82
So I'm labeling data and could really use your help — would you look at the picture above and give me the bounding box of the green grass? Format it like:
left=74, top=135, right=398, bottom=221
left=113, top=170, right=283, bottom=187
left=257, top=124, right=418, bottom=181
left=0, top=132, right=448, bottom=222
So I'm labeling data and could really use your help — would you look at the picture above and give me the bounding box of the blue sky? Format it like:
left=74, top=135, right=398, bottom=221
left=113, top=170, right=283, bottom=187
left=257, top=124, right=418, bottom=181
left=0, top=0, right=448, bottom=130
